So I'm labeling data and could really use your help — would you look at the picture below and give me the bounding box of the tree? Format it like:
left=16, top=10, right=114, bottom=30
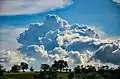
left=87, top=65, right=96, bottom=73
left=10, top=65, right=20, bottom=73
left=68, top=72, right=75, bottom=79
left=50, top=66, right=57, bottom=72
left=30, top=66, right=34, bottom=72
left=41, top=64, right=50, bottom=72
left=0, top=64, right=3, bottom=71
left=52, top=60, right=68, bottom=72
left=86, top=72, right=103, bottom=79
left=74, top=65, right=81, bottom=73
left=0, top=64, right=3, bottom=76
left=20, top=62, right=28, bottom=72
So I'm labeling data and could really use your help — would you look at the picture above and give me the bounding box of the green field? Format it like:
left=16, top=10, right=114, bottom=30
left=4, top=72, right=69, bottom=79
left=4, top=72, right=38, bottom=79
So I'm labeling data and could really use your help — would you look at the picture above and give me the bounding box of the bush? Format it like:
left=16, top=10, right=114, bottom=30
left=86, top=72, right=103, bottom=79
left=68, top=72, right=75, bottom=79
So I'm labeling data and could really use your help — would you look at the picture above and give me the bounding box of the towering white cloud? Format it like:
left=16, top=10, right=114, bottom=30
left=0, top=0, right=73, bottom=15
left=17, top=14, right=101, bottom=52
left=17, top=14, right=69, bottom=46
left=1, top=14, right=120, bottom=70
left=16, top=14, right=120, bottom=68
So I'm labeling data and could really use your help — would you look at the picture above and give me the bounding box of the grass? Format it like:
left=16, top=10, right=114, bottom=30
left=4, top=72, right=69, bottom=79
left=4, top=72, right=38, bottom=79
left=59, top=72, right=68, bottom=79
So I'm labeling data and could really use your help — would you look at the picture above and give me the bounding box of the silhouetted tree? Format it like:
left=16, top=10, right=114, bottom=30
left=69, top=69, right=71, bottom=72
left=0, top=64, right=3, bottom=71
left=10, top=65, right=20, bottom=73
left=66, top=68, right=68, bottom=72
left=20, top=62, right=28, bottom=72
left=51, top=71, right=59, bottom=79
left=50, top=65, right=58, bottom=72
left=30, top=66, right=34, bottom=72
left=37, top=71, right=47, bottom=79
left=87, top=65, right=96, bottom=73
left=68, top=72, right=75, bottom=79
left=41, top=64, right=50, bottom=72
left=36, top=64, right=58, bottom=79
left=0, top=64, right=6, bottom=79
left=49, top=65, right=59, bottom=79
left=86, top=72, right=103, bottom=79
left=74, top=65, right=81, bottom=73
left=52, top=60, right=68, bottom=72
left=36, top=63, right=120, bottom=79
left=0, top=64, right=3, bottom=76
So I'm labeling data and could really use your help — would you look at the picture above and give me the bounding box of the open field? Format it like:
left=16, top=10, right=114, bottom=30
left=4, top=72, right=38, bottom=79
left=4, top=72, right=69, bottom=79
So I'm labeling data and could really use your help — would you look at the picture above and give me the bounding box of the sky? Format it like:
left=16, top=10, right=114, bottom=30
left=0, top=0, right=120, bottom=70
left=0, top=0, right=120, bottom=36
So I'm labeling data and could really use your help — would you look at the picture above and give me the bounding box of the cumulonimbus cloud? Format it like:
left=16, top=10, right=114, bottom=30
left=16, top=14, right=120, bottom=68
left=0, top=14, right=120, bottom=70
left=0, top=0, right=73, bottom=15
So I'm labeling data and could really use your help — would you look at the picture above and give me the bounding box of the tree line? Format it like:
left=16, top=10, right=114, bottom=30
left=1, top=60, right=120, bottom=79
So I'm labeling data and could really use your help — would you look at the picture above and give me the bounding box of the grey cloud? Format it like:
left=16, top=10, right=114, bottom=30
left=0, top=0, right=73, bottom=15
left=0, top=50, right=35, bottom=70
left=94, top=43, right=120, bottom=64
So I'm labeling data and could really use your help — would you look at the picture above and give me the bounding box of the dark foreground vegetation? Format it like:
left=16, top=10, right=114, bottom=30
left=1, top=60, right=120, bottom=79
